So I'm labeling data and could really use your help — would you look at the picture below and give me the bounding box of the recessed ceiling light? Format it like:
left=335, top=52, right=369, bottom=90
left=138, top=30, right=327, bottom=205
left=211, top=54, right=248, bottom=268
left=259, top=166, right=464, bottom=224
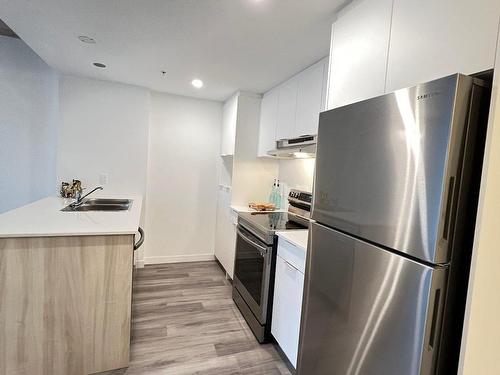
left=191, top=79, right=204, bottom=89
left=93, top=62, right=106, bottom=68
left=78, top=35, right=96, bottom=44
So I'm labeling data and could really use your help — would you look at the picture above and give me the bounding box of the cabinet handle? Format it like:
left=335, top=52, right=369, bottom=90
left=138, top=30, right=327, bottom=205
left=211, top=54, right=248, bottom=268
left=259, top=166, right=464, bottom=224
left=134, top=227, right=145, bottom=251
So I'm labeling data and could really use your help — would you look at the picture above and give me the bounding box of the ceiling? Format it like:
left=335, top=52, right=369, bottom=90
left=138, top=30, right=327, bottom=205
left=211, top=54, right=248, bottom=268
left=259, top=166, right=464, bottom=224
left=0, top=0, right=345, bottom=101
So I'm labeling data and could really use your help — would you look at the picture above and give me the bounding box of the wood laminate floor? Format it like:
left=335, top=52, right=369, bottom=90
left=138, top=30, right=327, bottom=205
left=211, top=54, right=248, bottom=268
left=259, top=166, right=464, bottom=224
left=103, top=261, right=292, bottom=375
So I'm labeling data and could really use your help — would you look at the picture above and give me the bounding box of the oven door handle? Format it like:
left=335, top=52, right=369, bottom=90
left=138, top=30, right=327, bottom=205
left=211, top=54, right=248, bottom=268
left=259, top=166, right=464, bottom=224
left=237, top=228, right=268, bottom=255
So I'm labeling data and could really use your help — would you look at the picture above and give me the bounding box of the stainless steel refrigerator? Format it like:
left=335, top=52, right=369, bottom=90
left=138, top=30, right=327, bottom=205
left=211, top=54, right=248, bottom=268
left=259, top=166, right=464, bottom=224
left=297, top=74, right=491, bottom=375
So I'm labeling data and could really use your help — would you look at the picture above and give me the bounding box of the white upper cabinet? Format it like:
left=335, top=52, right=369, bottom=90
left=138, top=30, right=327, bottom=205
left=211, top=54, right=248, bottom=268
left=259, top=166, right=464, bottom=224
left=327, top=0, right=393, bottom=109
left=220, top=94, right=238, bottom=156
left=296, top=60, right=326, bottom=137
left=257, top=57, right=329, bottom=154
left=276, top=77, right=299, bottom=140
left=257, top=88, right=279, bottom=156
left=321, top=57, right=329, bottom=111
left=386, top=0, right=500, bottom=92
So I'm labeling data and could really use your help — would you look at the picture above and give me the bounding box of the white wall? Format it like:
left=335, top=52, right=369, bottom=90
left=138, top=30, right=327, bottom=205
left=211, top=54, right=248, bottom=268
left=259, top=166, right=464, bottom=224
left=58, top=76, right=223, bottom=266
left=144, top=92, right=222, bottom=264
left=459, top=25, right=500, bottom=375
left=0, top=36, right=58, bottom=213
left=58, top=75, right=150, bottom=196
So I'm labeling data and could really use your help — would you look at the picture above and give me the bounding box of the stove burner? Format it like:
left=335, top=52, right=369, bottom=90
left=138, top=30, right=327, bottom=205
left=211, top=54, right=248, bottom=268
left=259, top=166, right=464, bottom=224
left=240, top=211, right=307, bottom=233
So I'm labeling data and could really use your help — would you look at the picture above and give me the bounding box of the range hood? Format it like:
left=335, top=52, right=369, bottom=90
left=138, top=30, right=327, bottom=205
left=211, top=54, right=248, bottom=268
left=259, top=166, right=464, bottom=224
left=267, top=135, right=317, bottom=159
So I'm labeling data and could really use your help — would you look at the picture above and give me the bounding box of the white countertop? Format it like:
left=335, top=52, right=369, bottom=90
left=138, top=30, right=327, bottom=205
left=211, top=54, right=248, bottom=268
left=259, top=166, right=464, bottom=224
left=276, top=230, right=309, bottom=250
left=0, top=195, right=143, bottom=238
left=230, top=205, right=256, bottom=213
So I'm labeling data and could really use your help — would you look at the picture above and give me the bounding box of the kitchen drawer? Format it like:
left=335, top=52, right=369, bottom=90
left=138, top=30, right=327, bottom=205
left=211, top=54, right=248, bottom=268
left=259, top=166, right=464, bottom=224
left=277, top=236, right=306, bottom=274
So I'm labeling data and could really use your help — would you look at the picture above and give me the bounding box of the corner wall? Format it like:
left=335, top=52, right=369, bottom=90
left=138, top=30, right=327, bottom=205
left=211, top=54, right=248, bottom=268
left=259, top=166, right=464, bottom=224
left=0, top=36, right=58, bottom=213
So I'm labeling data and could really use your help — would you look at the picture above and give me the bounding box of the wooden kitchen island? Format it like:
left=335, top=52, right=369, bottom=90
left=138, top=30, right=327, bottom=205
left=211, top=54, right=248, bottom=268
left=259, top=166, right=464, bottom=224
left=0, top=196, right=143, bottom=375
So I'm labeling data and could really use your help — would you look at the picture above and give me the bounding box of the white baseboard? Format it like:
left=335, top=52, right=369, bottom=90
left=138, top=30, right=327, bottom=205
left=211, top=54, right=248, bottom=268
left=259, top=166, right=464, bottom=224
left=135, top=259, right=146, bottom=268
left=144, top=253, right=215, bottom=265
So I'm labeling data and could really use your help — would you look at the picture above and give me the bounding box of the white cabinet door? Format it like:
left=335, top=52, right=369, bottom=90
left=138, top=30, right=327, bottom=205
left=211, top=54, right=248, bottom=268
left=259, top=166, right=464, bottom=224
left=327, top=0, right=393, bottom=109
left=276, top=77, right=298, bottom=140
left=220, top=95, right=238, bottom=156
left=321, top=57, right=329, bottom=111
left=386, top=0, right=500, bottom=92
left=295, top=60, right=326, bottom=137
left=271, top=255, right=305, bottom=368
left=214, top=189, right=226, bottom=265
left=214, top=188, right=236, bottom=278
left=257, top=88, right=279, bottom=156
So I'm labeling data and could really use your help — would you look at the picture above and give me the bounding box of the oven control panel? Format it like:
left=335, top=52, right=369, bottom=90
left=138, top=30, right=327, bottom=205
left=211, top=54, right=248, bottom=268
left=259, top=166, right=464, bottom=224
left=288, top=189, right=312, bottom=205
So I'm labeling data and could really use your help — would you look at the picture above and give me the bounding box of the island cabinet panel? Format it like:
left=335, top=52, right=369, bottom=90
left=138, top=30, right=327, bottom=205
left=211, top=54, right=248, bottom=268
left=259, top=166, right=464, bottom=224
left=0, top=234, right=134, bottom=375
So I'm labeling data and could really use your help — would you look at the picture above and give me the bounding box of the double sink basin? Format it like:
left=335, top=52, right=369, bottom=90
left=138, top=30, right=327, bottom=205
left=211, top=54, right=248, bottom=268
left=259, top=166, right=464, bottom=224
left=61, top=198, right=133, bottom=212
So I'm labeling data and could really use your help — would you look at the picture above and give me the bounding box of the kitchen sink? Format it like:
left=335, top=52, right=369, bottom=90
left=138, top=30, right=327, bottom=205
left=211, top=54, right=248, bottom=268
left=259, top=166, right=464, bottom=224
left=85, top=198, right=132, bottom=206
left=61, top=199, right=133, bottom=212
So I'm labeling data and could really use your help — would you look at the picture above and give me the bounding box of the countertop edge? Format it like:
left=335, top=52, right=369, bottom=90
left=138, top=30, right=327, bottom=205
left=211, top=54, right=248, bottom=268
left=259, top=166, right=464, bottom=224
left=0, top=195, right=143, bottom=239
left=0, top=230, right=139, bottom=239
left=276, top=230, right=309, bottom=250
left=230, top=205, right=287, bottom=213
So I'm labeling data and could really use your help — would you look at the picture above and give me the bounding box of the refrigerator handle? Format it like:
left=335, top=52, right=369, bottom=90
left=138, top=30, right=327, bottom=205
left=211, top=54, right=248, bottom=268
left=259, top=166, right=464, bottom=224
left=427, top=288, right=442, bottom=350
left=442, top=177, right=455, bottom=241
left=420, top=268, right=448, bottom=375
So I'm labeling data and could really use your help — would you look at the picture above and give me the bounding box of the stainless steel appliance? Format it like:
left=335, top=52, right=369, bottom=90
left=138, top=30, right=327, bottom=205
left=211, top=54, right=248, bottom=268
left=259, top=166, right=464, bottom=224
left=297, top=74, right=491, bottom=375
left=233, top=189, right=312, bottom=343
left=267, top=135, right=317, bottom=159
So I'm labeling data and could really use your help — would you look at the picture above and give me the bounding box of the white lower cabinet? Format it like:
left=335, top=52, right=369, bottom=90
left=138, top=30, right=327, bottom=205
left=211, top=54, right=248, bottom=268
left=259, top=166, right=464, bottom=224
left=272, top=238, right=306, bottom=368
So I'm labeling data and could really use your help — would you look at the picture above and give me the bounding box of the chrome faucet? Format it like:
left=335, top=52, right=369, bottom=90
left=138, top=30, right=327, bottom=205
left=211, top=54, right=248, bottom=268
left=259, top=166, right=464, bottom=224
left=72, top=186, right=103, bottom=207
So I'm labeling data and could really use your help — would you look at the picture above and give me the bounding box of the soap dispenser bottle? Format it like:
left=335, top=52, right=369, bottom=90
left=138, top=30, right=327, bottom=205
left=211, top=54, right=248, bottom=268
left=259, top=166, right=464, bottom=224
left=269, top=179, right=277, bottom=205
left=275, top=180, right=282, bottom=209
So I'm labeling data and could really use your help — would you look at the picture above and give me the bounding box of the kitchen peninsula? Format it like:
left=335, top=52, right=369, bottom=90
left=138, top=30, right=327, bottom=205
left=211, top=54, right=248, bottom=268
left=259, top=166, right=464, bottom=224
left=0, top=196, right=142, bottom=375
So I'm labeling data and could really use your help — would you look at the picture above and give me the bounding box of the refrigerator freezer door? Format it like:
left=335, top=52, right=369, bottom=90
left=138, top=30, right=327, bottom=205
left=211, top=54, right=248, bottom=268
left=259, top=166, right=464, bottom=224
left=297, top=223, right=447, bottom=375
left=313, top=74, right=474, bottom=263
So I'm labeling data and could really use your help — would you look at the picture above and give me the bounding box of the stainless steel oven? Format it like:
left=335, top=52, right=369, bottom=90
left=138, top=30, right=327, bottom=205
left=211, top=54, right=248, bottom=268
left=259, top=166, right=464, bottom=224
left=233, top=190, right=312, bottom=343
left=233, top=225, right=275, bottom=335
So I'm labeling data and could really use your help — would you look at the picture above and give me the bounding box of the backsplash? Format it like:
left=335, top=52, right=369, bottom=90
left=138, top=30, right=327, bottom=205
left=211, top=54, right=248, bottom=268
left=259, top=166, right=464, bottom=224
left=278, top=158, right=315, bottom=195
